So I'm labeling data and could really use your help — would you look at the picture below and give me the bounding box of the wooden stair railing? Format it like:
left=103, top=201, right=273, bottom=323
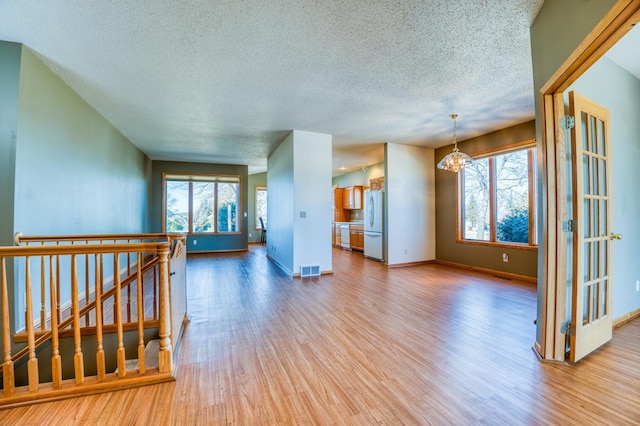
left=3, top=255, right=160, bottom=372
left=13, top=233, right=181, bottom=332
left=0, top=234, right=187, bottom=408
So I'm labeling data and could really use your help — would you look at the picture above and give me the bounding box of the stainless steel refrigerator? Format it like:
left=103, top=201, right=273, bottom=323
left=364, top=190, right=383, bottom=261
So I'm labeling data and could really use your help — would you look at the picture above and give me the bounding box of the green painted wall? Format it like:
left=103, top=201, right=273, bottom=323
left=0, top=42, right=20, bottom=246
left=150, top=161, right=249, bottom=252
left=435, top=121, right=538, bottom=278
left=14, top=47, right=151, bottom=235
left=248, top=172, right=267, bottom=243
left=1, top=43, right=152, bottom=358
left=12, top=46, right=152, bottom=331
left=0, top=41, right=22, bottom=363
left=332, top=162, right=384, bottom=188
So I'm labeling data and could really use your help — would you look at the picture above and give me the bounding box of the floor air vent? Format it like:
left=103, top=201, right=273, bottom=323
left=300, top=265, right=321, bottom=277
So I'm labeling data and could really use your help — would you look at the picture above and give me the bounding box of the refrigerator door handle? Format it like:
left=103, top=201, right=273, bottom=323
left=369, top=194, right=374, bottom=228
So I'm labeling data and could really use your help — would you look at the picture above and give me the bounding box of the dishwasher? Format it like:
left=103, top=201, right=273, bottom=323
left=340, top=224, right=351, bottom=249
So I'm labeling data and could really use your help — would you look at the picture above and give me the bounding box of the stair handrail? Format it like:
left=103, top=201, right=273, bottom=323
left=1, top=242, right=167, bottom=257
left=14, top=232, right=185, bottom=246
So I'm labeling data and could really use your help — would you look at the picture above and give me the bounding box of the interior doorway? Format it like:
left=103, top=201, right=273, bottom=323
left=537, top=4, right=640, bottom=362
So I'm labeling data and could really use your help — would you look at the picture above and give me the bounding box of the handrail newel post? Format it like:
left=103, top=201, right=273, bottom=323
left=158, top=244, right=173, bottom=374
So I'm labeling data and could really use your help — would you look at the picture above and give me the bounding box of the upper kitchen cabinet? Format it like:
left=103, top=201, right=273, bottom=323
left=333, top=188, right=347, bottom=221
left=342, top=185, right=363, bottom=210
left=370, top=177, right=385, bottom=191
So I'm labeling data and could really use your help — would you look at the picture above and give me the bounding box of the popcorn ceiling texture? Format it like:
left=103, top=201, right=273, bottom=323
left=0, top=1, right=546, bottom=174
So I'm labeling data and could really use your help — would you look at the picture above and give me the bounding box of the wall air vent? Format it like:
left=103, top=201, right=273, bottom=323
left=300, top=265, right=321, bottom=277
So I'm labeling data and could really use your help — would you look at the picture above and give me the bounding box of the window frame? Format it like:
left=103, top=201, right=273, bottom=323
left=162, top=172, right=242, bottom=235
left=456, top=139, right=537, bottom=250
left=255, top=185, right=267, bottom=231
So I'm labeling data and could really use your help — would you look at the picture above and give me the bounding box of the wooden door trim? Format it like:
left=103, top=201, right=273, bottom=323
left=537, top=0, right=640, bottom=362
left=541, top=1, right=640, bottom=95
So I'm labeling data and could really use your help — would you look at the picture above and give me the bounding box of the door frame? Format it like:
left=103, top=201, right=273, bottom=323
left=536, top=1, right=640, bottom=362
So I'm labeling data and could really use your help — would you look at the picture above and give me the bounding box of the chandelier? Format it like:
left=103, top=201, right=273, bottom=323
left=437, top=114, right=473, bottom=172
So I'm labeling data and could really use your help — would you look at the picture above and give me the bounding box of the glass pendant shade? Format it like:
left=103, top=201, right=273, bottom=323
left=437, top=114, right=473, bottom=172
left=437, top=148, right=473, bottom=172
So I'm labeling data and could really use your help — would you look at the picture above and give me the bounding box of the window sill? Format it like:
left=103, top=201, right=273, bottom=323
left=455, top=239, right=538, bottom=251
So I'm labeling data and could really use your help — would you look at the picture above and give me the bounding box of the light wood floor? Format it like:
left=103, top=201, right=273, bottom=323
left=2, top=246, right=639, bottom=425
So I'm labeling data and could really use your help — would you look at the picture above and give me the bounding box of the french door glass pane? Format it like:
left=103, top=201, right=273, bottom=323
left=496, top=150, right=529, bottom=243
left=165, top=181, right=189, bottom=232
left=463, top=158, right=490, bottom=241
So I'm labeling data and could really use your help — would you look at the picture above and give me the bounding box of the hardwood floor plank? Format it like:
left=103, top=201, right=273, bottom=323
left=1, top=245, right=639, bottom=425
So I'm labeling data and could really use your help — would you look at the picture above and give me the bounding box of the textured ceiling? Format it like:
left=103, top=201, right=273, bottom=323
left=0, top=1, right=548, bottom=175
left=605, top=23, right=640, bottom=80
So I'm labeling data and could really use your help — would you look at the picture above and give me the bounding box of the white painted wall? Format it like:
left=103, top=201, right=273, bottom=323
left=385, top=143, right=435, bottom=265
left=267, top=130, right=332, bottom=276
left=292, top=130, right=332, bottom=274
left=267, top=133, right=295, bottom=275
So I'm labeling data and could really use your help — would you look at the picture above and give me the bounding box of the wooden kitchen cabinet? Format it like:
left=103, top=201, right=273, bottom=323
left=333, top=223, right=342, bottom=247
left=342, top=185, right=363, bottom=210
left=349, top=224, right=364, bottom=252
left=370, top=177, right=385, bottom=191
left=333, top=188, right=346, bottom=222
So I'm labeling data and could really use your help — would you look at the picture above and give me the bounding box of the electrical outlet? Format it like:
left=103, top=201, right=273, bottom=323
left=193, top=239, right=197, bottom=245
left=249, top=233, right=252, bottom=238
left=636, top=280, right=639, bottom=292
left=502, top=253, right=509, bottom=262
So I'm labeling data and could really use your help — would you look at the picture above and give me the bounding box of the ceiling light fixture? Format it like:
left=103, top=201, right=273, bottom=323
left=437, top=114, right=473, bottom=173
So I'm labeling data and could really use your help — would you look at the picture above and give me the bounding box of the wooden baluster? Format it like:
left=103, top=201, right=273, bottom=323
left=126, top=246, right=132, bottom=322
left=158, top=245, right=173, bottom=374
left=49, top=255, right=62, bottom=388
left=25, top=256, right=40, bottom=391
left=114, top=253, right=126, bottom=377
left=137, top=252, right=145, bottom=374
left=113, top=250, right=118, bottom=324
left=71, top=255, right=84, bottom=384
left=84, top=241, right=90, bottom=326
left=2, top=257, right=15, bottom=395
left=140, top=251, right=146, bottom=321
left=40, top=254, right=46, bottom=331
left=56, top=242, right=61, bottom=322
left=95, top=253, right=105, bottom=381
left=153, top=263, right=158, bottom=320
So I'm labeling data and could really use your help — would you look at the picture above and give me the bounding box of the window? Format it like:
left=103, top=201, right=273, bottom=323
left=459, top=144, right=537, bottom=247
left=164, top=173, right=241, bottom=234
left=255, top=186, right=267, bottom=230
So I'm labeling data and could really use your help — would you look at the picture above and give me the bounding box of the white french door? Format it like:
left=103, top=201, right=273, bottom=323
left=568, top=91, right=618, bottom=362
